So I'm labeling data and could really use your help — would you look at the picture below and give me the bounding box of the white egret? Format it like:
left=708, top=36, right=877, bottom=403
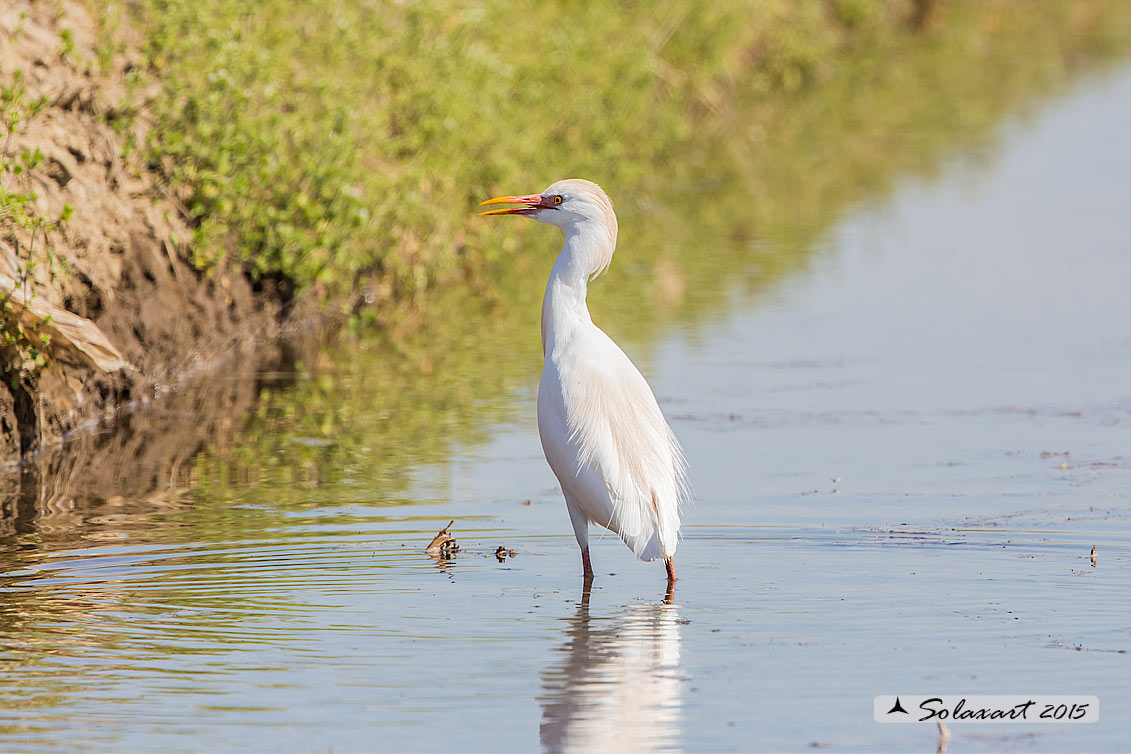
left=481, top=179, right=689, bottom=583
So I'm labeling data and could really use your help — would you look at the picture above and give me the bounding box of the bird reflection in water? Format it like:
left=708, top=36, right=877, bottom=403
left=539, top=583, right=682, bottom=753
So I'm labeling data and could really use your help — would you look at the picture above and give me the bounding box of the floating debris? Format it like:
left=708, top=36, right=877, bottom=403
left=426, top=521, right=460, bottom=558
left=1040, top=450, right=1071, bottom=459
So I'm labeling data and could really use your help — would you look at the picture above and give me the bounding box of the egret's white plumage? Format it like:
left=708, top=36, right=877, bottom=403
left=481, top=179, right=689, bottom=581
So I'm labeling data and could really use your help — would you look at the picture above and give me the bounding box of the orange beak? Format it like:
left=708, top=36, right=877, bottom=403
left=479, top=193, right=548, bottom=216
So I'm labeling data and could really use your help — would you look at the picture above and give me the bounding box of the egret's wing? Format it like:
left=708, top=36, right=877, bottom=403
left=558, top=333, right=688, bottom=559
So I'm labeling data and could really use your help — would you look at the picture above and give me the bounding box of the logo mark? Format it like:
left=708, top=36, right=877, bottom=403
left=887, top=697, right=909, bottom=715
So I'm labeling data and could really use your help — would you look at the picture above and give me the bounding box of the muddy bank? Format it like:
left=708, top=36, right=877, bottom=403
left=0, top=1, right=301, bottom=462
left=0, top=342, right=306, bottom=540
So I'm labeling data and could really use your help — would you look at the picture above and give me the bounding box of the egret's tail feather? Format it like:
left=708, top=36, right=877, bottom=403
left=624, top=525, right=678, bottom=563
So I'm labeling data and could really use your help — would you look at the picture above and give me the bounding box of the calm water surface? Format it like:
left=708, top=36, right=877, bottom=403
left=3, top=66, right=1131, bottom=753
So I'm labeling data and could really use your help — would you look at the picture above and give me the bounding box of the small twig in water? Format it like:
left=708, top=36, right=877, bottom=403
left=425, top=520, right=459, bottom=557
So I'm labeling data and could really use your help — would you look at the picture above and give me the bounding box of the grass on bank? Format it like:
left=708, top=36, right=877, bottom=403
left=93, top=0, right=954, bottom=302
left=93, top=0, right=1130, bottom=325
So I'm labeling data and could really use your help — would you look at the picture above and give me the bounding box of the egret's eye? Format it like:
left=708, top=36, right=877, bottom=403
left=553, top=195, right=563, bottom=205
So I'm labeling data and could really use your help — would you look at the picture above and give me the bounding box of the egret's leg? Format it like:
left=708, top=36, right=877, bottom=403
left=665, top=556, right=677, bottom=583
left=563, top=493, right=592, bottom=578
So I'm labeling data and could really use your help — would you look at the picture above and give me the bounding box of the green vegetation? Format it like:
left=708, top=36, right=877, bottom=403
left=97, top=1, right=1115, bottom=303
left=94, top=0, right=1130, bottom=323
left=0, top=71, right=71, bottom=384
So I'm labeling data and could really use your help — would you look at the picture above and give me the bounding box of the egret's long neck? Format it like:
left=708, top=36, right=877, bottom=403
left=541, top=224, right=613, bottom=358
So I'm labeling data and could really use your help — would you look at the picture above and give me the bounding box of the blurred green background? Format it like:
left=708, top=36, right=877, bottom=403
left=98, top=0, right=1130, bottom=320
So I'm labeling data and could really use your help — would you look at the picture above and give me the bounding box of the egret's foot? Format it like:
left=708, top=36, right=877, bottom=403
left=665, top=556, right=677, bottom=584
left=581, top=547, right=594, bottom=579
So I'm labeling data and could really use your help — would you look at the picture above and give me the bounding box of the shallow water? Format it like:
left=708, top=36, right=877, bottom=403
left=3, top=64, right=1131, bottom=753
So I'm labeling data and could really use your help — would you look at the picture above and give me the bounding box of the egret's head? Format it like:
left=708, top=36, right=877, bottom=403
left=480, top=178, right=616, bottom=235
left=480, top=179, right=618, bottom=277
